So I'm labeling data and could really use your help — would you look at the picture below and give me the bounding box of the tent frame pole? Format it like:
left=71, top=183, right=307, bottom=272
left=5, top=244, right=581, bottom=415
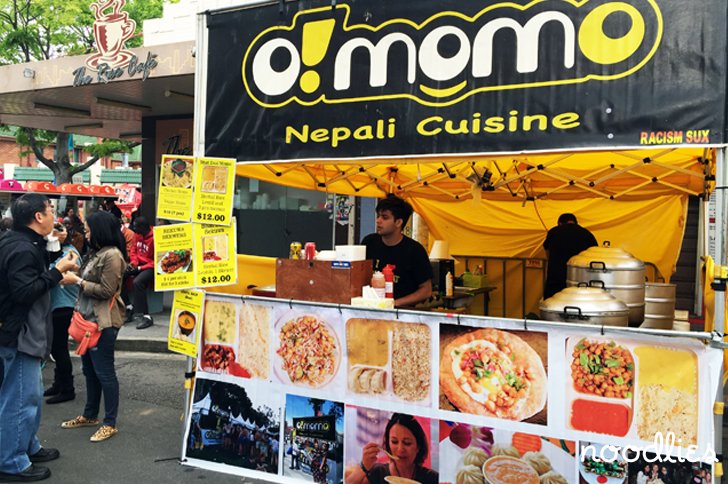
left=713, top=147, right=727, bottom=472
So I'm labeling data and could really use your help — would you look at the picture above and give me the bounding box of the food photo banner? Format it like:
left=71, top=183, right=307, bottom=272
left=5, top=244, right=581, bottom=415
left=204, top=0, right=727, bottom=162
left=180, top=294, right=723, bottom=483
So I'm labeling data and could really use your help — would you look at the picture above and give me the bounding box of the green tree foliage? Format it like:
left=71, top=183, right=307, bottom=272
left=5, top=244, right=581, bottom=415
left=0, top=0, right=172, bottom=182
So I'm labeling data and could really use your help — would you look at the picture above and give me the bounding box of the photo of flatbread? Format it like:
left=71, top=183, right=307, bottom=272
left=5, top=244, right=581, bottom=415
left=440, top=326, right=548, bottom=423
left=237, top=304, right=270, bottom=379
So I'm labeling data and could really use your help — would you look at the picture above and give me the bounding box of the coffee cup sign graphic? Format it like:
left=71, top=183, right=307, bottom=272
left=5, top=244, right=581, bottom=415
left=86, top=0, right=137, bottom=71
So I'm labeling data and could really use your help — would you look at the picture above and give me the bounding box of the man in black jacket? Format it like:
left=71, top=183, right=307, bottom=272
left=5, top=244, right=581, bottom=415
left=0, top=194, right=79, bottom=482
left=543, top=213, right=598, bottom=299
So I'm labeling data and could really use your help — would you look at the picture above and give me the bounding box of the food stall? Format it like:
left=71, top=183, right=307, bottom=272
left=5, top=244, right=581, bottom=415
left=169, top=0, right=728, bottom=482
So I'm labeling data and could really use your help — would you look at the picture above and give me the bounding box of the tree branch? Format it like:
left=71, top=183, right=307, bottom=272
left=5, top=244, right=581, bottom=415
left=24, top=128, right=54, bottom=170
left=71, top=155, right=101, bottom=174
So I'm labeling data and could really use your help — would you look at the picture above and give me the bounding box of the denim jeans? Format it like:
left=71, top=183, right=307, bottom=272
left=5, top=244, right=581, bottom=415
left=81, top=327, right=119, bottom=427
left=0, top=346, right=42, bottom=474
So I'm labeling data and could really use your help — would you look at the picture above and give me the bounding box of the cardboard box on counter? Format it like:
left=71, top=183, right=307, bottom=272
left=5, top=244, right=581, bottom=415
left=276, top=259, right=372, bottom=304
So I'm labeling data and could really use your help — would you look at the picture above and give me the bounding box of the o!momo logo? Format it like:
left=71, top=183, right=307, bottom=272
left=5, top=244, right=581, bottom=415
left=242, top=0, right=662, bottom=108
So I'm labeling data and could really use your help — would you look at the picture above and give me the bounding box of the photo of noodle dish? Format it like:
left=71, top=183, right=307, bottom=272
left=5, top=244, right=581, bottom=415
left=274, top=313, right=341, bottom=388
left=157, top=249, right=192, bottom=274
left=161, top=158, right=193, bottom=189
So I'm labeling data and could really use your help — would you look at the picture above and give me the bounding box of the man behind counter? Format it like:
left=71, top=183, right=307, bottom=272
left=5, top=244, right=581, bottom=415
left=543, top=213, right=598, bottom=299
left=361, top=195, right=432, bottom=307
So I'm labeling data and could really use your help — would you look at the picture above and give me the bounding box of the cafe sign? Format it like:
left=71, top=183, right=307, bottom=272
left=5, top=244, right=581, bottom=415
left=72, top=0, right=157, bottom=86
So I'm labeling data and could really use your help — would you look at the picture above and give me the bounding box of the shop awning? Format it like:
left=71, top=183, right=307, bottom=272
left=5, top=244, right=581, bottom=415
left=235, top=147, right=714, bottom=202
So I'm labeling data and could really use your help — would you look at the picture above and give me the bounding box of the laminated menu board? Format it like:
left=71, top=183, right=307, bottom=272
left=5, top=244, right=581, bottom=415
left=181, top=295, right=723, bottom=483
left=153, top=220, right=238, bottom=291
left=194, top=220, right=238, bottom=288
left=192, top=157, right=236, bottom=226
left=153, top=223, right=195, bottom=291
left=158, top=155, right=195, bottom=222
left=167, top=289, right=205, bottom=357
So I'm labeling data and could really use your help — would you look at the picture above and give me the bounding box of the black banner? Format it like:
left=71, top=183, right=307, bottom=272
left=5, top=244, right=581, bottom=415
left=205, top=0, right=727, bottom=161
left=292, top=416, right=336, bottom=441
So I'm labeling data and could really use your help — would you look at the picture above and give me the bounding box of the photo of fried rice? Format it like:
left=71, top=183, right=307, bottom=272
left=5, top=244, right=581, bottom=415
left=275, top=314, right=339, bottom=387
left=391, top=322, right=431, bottom=401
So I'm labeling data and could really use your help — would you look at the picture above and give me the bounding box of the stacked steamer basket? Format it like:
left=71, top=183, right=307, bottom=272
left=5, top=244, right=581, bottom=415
left=539, top=284, right=629, bottom=327
left=566, top=242, right=645, bottom=327
left=642, top=282, right=677, bottom=329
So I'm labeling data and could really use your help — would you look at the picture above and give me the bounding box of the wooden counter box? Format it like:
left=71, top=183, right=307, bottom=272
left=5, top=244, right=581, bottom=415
left=276, top=259, right=373, bottom=304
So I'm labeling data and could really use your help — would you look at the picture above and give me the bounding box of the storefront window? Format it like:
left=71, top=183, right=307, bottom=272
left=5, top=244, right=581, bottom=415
left=234, top=178, right=351, bottom=257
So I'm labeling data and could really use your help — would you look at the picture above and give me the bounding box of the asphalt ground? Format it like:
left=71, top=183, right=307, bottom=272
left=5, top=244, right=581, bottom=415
left=34, top=351, right=265, bottom=484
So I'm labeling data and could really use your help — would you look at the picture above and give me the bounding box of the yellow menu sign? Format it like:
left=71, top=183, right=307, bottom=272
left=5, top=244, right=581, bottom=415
left=167, top=289, right=205, bottom=357
left=192, top=157, right=236, bottom=226
left=153, top=223, right=195, bottom=291
left=158, top=155, right=195, bottom=221
left=194, top=219, right=238, bottom=288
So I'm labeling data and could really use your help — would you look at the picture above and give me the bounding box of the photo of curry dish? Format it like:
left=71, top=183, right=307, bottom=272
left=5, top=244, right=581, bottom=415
left=570, top=339, right=634, bottom=399
left=161, top=158, right=193, bottom=188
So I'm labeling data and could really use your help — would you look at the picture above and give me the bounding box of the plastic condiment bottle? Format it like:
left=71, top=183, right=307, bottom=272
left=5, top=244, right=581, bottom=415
left=382, top=264, right=396, bottom=298
left=445, top=271, right=454, bottom=296
left=371, top=271, right=385, bottom=298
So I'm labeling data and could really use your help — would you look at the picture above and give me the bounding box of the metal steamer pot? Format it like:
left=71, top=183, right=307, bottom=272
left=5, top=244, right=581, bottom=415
left=539, top=285, right=630, bottom=327
left=642, top=282, right=676, bottom=329
left=566, top=242, right=645, bottom=326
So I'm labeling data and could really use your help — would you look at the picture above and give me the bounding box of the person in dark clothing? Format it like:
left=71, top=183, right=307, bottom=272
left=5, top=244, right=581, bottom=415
left=543, top=213, right=598, bottom=299
left=0, top=193, right=79, bottom=482
left=361, top=195, right=432, bottom=307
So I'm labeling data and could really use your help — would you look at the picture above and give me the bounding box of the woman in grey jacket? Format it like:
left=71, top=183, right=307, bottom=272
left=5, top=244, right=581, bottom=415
left=61, top=211, right=127, bottom=442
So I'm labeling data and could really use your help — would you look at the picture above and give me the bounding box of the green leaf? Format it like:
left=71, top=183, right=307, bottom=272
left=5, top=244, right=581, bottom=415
left=605, top=359, right=621, bottom=368
left=613, top=376, right=624, bottom=385
left=579, top=352, right=589, bottom=367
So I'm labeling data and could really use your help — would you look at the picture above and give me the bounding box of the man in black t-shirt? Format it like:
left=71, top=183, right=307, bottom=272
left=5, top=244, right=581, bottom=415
left=543, top=213, right=598, bottom=299
left=361, top=195, right=432, bottom=307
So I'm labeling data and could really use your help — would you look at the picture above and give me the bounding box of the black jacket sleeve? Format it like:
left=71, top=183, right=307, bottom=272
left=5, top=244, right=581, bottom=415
left=6, top=250, right=63, bottom=304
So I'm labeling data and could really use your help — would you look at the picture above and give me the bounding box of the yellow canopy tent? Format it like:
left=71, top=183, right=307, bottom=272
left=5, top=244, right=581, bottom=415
left=234, top=147, right=714, bottom=316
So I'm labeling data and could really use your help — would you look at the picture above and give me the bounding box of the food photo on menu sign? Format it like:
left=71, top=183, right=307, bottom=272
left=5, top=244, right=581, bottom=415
left=438, top=324, right=548, bottom=425
left=439, top=422, right=575, bottom=484
left=565, top=336, right=698, bottom=447
left=273, top=308, right=346, bottom=392
left=345, top=318, right=433, bottom=406
left=157, top=249, right=193, bottom=274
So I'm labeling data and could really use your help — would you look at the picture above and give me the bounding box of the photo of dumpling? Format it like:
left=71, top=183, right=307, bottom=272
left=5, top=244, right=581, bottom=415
left=463, top=447, right=488, bottom=468
left=456, top=464, right=484, bottom=484
left=491, top=444, right=520, bottom=458
left=523, top=451, right=552, bottom=475
left=539, top=470, right=568, bottom=484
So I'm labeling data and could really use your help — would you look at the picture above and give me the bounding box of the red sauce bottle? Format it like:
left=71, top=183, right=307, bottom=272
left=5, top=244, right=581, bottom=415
left=382, top=264, right=396, bottom=298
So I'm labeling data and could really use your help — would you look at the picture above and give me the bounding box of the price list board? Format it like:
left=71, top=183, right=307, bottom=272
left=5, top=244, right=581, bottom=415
left=194, top=219, right=238, bottom=288
left=158, top=155, right=196, bottom=221
left=153, top=223, right=196, bottom=291
left=191, top=157, right=236, bottom=226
